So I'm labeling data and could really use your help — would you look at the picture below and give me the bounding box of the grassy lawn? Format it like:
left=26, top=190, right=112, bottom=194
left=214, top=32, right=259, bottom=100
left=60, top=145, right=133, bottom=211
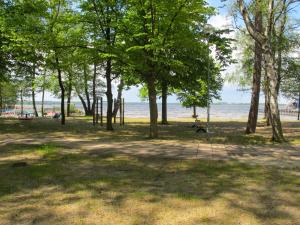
left=0, top=118, right=299, bottom=225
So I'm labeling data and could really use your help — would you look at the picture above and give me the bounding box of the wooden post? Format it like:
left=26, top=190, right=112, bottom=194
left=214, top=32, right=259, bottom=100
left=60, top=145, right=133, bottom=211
left=100, top=97, right=103, bottom=126
left=113, top=99, right=116, bottom=124
left=119, top=98, right=122, bottom=126
left=96, top=97, right=99, bottom=124
left=122, top=98, right=125, bottom=125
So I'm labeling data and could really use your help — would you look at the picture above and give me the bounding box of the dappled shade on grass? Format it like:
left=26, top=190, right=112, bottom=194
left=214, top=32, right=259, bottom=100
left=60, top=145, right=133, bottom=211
left=0, top=118, right=299, bottom=224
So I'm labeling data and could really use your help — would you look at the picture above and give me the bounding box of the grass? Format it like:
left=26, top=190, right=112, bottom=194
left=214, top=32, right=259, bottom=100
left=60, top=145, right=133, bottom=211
left=0, top=117, right=299, bottom=225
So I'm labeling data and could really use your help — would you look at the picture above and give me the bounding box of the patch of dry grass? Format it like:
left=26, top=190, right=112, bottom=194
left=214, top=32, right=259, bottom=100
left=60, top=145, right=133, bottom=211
left=0, top=118, right=299, bottom=225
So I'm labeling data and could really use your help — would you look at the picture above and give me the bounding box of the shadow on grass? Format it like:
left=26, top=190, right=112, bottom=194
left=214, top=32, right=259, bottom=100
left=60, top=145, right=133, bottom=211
left=1, top=118, right=300, bottom=147
left=0, top=145, right=299, bottom=224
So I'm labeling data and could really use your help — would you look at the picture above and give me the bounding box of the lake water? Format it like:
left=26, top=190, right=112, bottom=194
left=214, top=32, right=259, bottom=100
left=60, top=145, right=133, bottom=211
left=8, top=102, right=297, bottom=120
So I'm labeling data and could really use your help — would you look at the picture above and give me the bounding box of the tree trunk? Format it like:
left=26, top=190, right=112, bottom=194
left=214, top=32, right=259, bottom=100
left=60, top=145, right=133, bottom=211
left=92, top=63, right=97, bottom=125
left=67, top=81, right=72, bottom=117
left=298, top=90, right=300, bottom=121
left=276, top=50, right=282, bottom=95
left=161, top=80, right=168, bottom=125
left=32, top=88, right=38, bottom=117
left=265, top=90, right=271, bottom=126
left=264, top=68, right=271, bottom=126
left=237, top=0, right=285, bottom=142
left=112, top=79, right=124, bottom=117
left=264, top=45, right=285, bottom=142
left=0, top=83, right=3, bottom=115
left=83, top=65, right=92, bottom=115
left=246, top=10, right=262, bottom=134
left=20, top=89, right=24, bottom=116
left=56, top=56, right=65, bottom=125
left=78, top=94, right=89, bottom=115
left=105, top=58, right=113, bottom=131
left=147, top=76, right=158, bottom=138
left=192, top=105, right=197, bottom=118
left=41, top=72, right=46, bottom=117
left=31, top=65, right=38, bottom=117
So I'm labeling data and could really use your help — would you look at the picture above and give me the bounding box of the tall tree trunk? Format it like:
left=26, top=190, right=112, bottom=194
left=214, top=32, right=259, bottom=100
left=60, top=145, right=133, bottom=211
left=112, top=79, right=124, bottom=117
left=264, top=45, right=285, bottom=142
left=105, top=58, right=113, bottom=131
left=41, top=71, right=46, bottom=117
left=83, top=65, right=92, bottom=116
left=193, top=105, right=197, bottom=118
left=67, top=81, right=72, bottom=117
left=161, top=80, right=168, bottom=125
left=238, top=0, right=285, bottom=142
left=78, top=94, right=88, bottom=115
left=276, top=50, right=282, bottom=95
left=264, top=68, right=271, bottom=126
left=20, top=89, right=24, bottom=116
left=31, top=65, right=38, bottom=117
left=298, top=90, right=300, bottom=121
left=32, top=88, right=38, bottom=117
left=265, top=90, right=271, bottom=126
left=246, top=10, right=262, bottom=134
left=0, top=83, right=3, bottom=116
left=92, top=63, right=97, bottom=125
left=56, top=56, right=65, bottom=125
left=147, top=76, right=158, bottom=138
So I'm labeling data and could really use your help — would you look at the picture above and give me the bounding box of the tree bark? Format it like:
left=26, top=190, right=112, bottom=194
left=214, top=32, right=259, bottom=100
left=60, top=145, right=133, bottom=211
left=20, top=89, right=24, bottom=116
left=32, top=88, right=38, bottom=117
left=41, top=71, right=46, bottom=117
left=67, top=80, right=72, bottom=117
left=112, top=79, right=124, bottom=117
left=265, top=93, right=271, bottom=126
left=56, top=56, right=65, bottom=125
left=147, top=76, right=158, bottom=138
left=298, top=90, right=300, bottom=121
left=161, top=80, right=168, bottom=125
left=192, top=105, right=197, bottom=118
left=276, top=50, right=282, bottom=95
left=264, top=46, right=285, bottom=142
left=238, top=0, right=285, bottom=142
left=246, top=9, right=262, bottom=134
left=31, top=65, right=38, bottom=117
left=0, top=83, right=2, bottom=115
left=83, top=65, right=92, bottom=116
left=92, top=63, right=97, bottom=125
left=264, top=75, right=271, bottom=126
left=105, top=58, right=113, bottom=131
left=78, top=94, right=88, bottom=115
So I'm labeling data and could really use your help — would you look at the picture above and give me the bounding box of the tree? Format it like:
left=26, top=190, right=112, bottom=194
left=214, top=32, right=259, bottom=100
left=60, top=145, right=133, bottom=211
left=245, top=1, right=263, bottom=134
left=43, top=0, right=84, bottom=124
left=122, top=0, right=215, bottom=138
left=238, top=0, right=288, bottom=142
left=0, top=81, right=17, bottom=114
left=281, top=58, right=300, bottom=120
left=80, top=0, right=125, bottom=131
left=112, top=78, right=125, bottom=118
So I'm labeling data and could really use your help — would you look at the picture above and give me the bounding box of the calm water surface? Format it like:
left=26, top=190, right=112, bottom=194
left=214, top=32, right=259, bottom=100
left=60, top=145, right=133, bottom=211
left=13, top=102, right=296, bottom=120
